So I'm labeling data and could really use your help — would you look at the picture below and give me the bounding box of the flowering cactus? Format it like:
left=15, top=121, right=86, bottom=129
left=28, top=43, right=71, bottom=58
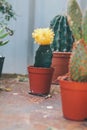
left=32, top=28, right=54, bottom=68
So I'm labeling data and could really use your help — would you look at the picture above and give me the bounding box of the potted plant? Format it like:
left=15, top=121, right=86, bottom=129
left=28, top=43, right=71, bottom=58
left=58, top=0, right=87, bottom=121
left=0, top=0, right=15, bottom=77
left=27, top=28, right=54, bottom=96
left=50, top=15, right=74, bottom=84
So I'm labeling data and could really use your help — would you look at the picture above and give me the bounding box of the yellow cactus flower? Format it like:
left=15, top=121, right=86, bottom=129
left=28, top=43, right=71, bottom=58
left=32, top=28, right=54, bottom=45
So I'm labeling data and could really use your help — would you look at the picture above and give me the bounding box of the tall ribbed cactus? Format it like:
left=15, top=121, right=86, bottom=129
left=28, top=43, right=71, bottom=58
left=67, top=0, right=83, bottom=41
left=50, top=15, right=74, bottom=52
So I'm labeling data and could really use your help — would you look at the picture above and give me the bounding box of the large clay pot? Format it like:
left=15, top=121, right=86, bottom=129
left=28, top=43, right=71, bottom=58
left=58, top=77, right=87, bottom=121
left=27, top=66, right=54, bottom=96
left=51, top=52, right=71, bottom=84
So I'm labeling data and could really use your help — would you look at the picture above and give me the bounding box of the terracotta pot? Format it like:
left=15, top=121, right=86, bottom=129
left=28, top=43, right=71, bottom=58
left=51, top=52, right=71, bottom=84
left=59, top=78, right=87, bottom=121
left=27, top=66, right=54, bottom=95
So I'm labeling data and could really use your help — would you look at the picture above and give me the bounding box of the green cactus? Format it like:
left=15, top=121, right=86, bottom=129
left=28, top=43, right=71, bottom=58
left=32, top=28, right=54, bottom=68
left=67, top=0, right=83, bottom=41
left=50, top=15, right=74, bottom=52
left=34, top=45, right=53, bottom=68
left=67, top=1, right=87, bottom=82
left=69, top=39, right=87, bottom=82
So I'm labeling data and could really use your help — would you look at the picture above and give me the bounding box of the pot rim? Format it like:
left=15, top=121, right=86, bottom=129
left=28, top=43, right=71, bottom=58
left=27, top=65, right=54, bottom=74
left=58, top=75, right=87, bottom=91
left=53, top=51, right=71, bottom=54
left=53, top=52, right=71, bottom=58
left=27, top=65, right=54, bottom=70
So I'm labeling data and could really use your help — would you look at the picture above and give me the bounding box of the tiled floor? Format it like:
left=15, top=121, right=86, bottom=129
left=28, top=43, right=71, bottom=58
left=0, top=76, right=87, bottom=130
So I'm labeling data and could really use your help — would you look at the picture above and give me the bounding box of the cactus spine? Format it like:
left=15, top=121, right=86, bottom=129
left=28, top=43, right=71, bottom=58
left=50, top=15, right=74, bottom=52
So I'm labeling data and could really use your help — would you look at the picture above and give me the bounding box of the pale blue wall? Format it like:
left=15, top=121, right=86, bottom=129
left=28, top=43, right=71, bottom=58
left=1, top=0, right=85, bottom=74
left=80, top=0, right=87, bottom=13
left=34, top=0, right=67, bottom=28
left=1, top=0, right=35, bottom=74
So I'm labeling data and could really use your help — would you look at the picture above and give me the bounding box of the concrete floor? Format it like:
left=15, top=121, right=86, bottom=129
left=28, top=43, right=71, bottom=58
left=0, top=76, right=87, bottom=130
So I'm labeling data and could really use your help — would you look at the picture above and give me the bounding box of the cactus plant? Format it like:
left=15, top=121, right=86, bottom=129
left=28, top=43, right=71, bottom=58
left=58, top=1, right=87, bottom=121
left=50, top=15, right=74, bottom=52
left=67, top=0, right=83, bottom=41
left=28, top=28, right=54, bottom=95
left=69, top=39, right=87, bottom=82
left=32, top=28, right=54, bottom=68
left=68, top=2, right=87, bottom=82
left=34, top=45, right=53, bottom=68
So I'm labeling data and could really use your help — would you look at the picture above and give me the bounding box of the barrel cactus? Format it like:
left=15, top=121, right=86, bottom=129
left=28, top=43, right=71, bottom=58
left=50, top=15, right=74, bottom=52
left=32, top=28, right=54, bottom=68
left=69, top=5, right=87, bottom=82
